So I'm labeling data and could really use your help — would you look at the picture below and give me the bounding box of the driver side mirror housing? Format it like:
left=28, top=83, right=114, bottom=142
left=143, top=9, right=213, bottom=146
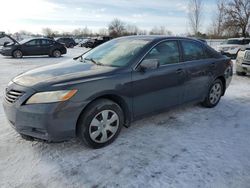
left=3, top=41, right=10, bottom=47
left=138, top=59, right=159, bottom=72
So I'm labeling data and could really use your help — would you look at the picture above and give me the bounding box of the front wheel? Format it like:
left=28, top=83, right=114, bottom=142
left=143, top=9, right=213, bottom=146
left=77, top=99, right=124, bottom=148
left=202, top=79, right=223, bottom=108
left=12, top=50, right=23, bottom=58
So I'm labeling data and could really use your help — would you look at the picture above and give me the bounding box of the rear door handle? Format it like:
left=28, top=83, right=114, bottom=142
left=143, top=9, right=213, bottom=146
left=176, top=69, right=184, bottom=74
left=209, top=63, right=216, bottom=68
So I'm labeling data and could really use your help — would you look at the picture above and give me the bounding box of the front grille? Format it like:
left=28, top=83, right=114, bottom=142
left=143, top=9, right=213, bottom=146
left=5, top=89, right=24, bottom=104
left=244, top=51, right=250, bottom=61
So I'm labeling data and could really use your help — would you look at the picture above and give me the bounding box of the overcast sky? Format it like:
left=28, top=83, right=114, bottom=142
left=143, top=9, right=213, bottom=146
left=0, top=0, right=217, bottom=34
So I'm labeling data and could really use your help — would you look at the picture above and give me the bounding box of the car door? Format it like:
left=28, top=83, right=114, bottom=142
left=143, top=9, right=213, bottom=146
left=22, top=39, right=41, bottom=55
left=180, top=40, right=215, bottom=102
left=40, top=39, right=52, bottom=55
left=132, top=40, right=187, bottom=117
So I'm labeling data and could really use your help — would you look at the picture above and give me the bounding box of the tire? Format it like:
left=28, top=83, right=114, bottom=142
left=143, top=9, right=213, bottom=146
left=52, top=50, right=61, bottom=58
left=20, top=134, right=34, bottom=141
left=69, top=43, right=74, bottom=48
left=77, top=99, right=124, bottom=148
left=12, top=50, right=23, bottom=58
left=202, top=79, right=223, bottom=108
left=236, top=71, right=246, bottom=76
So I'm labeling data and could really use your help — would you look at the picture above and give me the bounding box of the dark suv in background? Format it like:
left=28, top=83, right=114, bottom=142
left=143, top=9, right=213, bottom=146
left=83, top=36, right=112, bottom=48
left=56, top=37, right=77, bottom=48
left=0, top=38, right=67, bottom=58
left=3, top=36, right=232, bottom=148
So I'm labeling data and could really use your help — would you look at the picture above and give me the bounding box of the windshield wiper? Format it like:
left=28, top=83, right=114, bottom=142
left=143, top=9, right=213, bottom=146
left=84, top=58, right=103, bottom=66
left=73, top=49, right=92, bottom=60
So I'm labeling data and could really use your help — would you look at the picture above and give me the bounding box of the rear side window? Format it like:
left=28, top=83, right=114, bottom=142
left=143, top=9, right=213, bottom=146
left=144, top=41, right=180, bottom=65
left=181, top=40, right=205, bottom=61
left=41, top=39, right=53, bottom=45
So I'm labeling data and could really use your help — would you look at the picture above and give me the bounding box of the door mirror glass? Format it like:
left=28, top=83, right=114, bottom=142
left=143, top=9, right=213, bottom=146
left=139, top=59, right=159, bottom=71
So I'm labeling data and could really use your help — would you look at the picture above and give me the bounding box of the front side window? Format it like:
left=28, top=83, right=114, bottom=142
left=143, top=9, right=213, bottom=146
left=144, top=41, right=180, bottom=65
left=25, top=40, right=40, bottom=46
left=82, top=38, right=151, bottom=67
left=181, top=40, right=205, bottom=61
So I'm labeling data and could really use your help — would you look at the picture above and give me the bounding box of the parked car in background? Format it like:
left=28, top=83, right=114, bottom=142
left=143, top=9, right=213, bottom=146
left=83, top=36, right=112, bottom=48
left=78, top=39, right=90, bottom=47
left=0, top=38, right=67, bottom=58
left=236, top=47, right=250, bottom=75
left=3, top=36, right=232, bottom=148
left=216, top=38, right=250, bottom=59
left=55, top=37, right=77, bottom=48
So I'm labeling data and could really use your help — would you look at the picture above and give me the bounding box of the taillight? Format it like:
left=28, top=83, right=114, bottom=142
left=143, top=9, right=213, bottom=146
left=228, top=60, right=233, bottom=67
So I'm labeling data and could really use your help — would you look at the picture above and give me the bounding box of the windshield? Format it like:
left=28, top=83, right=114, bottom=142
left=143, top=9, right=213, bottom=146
left=81, top=38, right=151, bottom=67
left=19, top=38, right=32, bottom=44
left=225, top=39, right=243, bottom=45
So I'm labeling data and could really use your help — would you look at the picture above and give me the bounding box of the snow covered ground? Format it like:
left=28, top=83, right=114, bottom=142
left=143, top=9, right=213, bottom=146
left=0, top=47, right=250, bottom=188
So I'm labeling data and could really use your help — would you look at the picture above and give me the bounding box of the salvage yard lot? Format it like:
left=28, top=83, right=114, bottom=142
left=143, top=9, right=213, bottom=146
left=0, top=47, right=250, bottom=188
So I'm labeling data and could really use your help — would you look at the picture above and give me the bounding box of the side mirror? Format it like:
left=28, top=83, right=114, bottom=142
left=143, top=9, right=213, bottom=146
left=138, top=59, right=159, bottom=72
left=3, top=41, right=10, bottom=47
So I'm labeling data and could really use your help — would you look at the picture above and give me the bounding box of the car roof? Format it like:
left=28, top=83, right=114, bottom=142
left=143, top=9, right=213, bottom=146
left=117, top=35, right=204, bottom=43
left=25, top=37, right=53, bottom=41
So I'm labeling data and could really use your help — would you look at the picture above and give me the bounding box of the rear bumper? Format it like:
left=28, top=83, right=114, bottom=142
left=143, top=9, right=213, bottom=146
left=2, top=82, right=87, bottom=141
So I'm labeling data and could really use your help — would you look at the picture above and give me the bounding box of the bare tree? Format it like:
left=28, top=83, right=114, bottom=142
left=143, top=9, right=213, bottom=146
left=223, top=0, right=250, bottom=37
left=211, top=0, right=226, bottom=37
left=125, top=24, right=139, bottom=35
left=42, top=28, right=55, bottom=37
left=188, top=0, right=203, bottom=36
left=149, top=26, right=172, bottom=35
left=108, top=18, right=125, bottom=37
left=98, top=28, right=109, bottom=36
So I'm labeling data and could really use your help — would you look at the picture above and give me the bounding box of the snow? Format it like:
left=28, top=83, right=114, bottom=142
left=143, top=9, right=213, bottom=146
left=0, top=47, right=250, bottom=188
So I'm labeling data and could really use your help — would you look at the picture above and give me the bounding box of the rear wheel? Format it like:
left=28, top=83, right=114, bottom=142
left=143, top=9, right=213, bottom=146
left=236, top=71, right=246, bottom=76
left=12, top=50, right=23, bottom=58
left=20, top=134, right=34, bottom=141
left=77, top=99, right=124, bottom=148
left=69, top=43, right=74, bottom=48
left=202, top=79, right=223, bottom=108
left=52, top=50, right=61, bottom=58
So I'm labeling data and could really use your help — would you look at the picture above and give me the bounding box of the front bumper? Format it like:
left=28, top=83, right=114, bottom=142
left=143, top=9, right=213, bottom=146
left=236, top=60, right=250, bottom=73
left=0, top=48, right=12, bottom=56
left=2, top=82, right=87, bottom=141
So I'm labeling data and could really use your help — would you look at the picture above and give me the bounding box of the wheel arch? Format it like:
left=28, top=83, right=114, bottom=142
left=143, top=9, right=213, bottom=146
left=75, top=93, right=132, bottom=136
left=216, top=75, right=226, bottom=96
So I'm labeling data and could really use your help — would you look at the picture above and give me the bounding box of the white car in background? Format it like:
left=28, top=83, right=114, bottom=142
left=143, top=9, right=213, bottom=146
left=217, top=38, right=250, bottom=59
left=236, top=48, right=250, bottom=75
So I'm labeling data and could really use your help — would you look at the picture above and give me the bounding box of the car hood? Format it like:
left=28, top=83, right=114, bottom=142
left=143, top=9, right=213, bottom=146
left=13, top=60, right=117, bottom=88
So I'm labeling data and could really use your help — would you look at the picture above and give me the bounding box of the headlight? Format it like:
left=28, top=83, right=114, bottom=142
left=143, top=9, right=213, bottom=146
left=26, top=89, right=77, bottom=104
left=229, top=47, right=238, bottom=50
left=3, top=47, right=12, bottom=50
